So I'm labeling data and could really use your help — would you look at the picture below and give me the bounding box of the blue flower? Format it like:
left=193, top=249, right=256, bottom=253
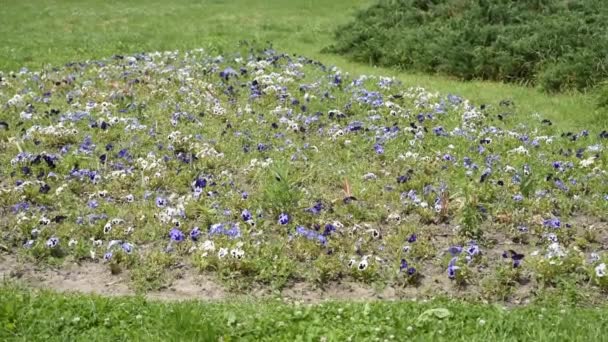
left=225, top=224, right=241, bottom=238
left=190, top=227, right=201, bottom=241
left=447, top=94, right=462, bottom=105
left=543, top=218, right=561, bottom=229
left=169, top=228, right=185, bottom=242
left=241, top=209, right=252, bottom=221
left=155, top=197, right=167, bottom=208
left=219, top=67, right=237, bottom=80
left=407, top=267, right=416, bottom=276
left=121, top=242, right=133, bottom=254
left=554, top=179, right=569, bottom=191
left=278, top=213, right=290, bottom=225
left=447, top=257, right=459, bottom=279
left=466, top=242, right=480, bottom=257
left=374, top=144, right=384, bottom=155
left=104, top=252, right=113, bottom=261
left=257, top=143, right=268, bottom=152
left=317, top=235, right=327, bottom=245
left=88, top=200, right=98, bottom=209
left=209, top=223, right=224, bottom=236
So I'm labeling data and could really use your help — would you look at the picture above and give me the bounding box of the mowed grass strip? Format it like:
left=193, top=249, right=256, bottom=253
left=1, top=284, right=607, bottom=341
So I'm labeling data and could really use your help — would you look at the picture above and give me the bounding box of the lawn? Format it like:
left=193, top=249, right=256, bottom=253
left=1, top=0, right=607, bottom=341
left=2, top=285, right=607, bottom=341
left=0, top=0, right=603, bottom=129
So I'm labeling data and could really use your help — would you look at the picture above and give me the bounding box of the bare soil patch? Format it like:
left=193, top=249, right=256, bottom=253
left=0, top=253, right=535, bottom=304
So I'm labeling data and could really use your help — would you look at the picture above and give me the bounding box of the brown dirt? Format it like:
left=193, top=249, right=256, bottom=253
left=0, top=252, right=534, bottom=304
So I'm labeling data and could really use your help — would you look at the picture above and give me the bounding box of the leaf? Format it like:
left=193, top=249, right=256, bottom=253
left=415, top=308, right=452, bottom=327
left=431, top=308, right=452, bottom=319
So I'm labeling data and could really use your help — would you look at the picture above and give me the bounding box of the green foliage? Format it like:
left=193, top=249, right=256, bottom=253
left=4, top=285, right=607, bottom=341
left=258, top=162, right=305, bottom=215
left=328, top=0, right=608, bottom=93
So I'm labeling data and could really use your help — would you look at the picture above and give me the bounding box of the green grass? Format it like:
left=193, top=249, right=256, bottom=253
left=0, top=0, right=603, bottom=129
left=1, top=284, right=607, bottom=341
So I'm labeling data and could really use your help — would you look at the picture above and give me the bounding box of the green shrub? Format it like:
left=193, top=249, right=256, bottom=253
left=327, top=0, right=608, bottom=92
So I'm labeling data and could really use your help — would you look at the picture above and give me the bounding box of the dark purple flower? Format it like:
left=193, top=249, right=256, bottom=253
left=348, top=121, right=363, bottom=132
left=397, top=174, right=410, bottom=183
left=323, top=224, right=336, bottom=236
left=407, top=267, right=416, bottom=276
left=118, top=149, right=129, bottom=159
left=333, top=74, right=342, bottom=85
left=192, top=177, right=207, bottom=190
left=374, top=144, right=384, bottom=155
left=169, top=228, right=185, bottom=242
left=400, top=258, right=408, bottom=271
left=448, top=246, right=462, bottom=256
left=408, top=233, right=417, bottom=243
left=504, top=250, right=525, bottom=268
left=307, top=201, right=324, bottom=215
left=433, top=126, right=447, bottom=136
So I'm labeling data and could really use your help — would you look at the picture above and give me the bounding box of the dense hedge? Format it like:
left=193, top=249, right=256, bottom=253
left=327, top=0, right=608, bottom=92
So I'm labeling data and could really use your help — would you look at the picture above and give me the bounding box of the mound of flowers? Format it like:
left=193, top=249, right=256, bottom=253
left=1, top=47, right=607, bottom=298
